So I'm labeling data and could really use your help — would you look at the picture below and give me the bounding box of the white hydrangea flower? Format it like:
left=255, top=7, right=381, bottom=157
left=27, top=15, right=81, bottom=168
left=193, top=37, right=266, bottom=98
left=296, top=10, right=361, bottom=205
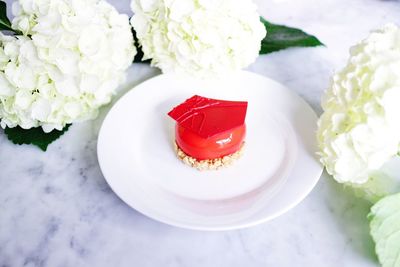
left=318, top=24, right=400, bottom=184
left=130, top=0, right=266, bottom=77
left=0, top=0, right=136, bottom=132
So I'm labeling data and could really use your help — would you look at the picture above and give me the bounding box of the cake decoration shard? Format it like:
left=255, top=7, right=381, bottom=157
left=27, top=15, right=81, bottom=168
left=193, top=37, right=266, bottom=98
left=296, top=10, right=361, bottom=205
left=168, top=95, right=248, bottom=138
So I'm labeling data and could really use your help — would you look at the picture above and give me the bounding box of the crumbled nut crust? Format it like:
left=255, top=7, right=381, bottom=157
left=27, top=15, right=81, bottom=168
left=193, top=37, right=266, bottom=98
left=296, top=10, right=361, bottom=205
left=174, top=142, right=245, bottom=171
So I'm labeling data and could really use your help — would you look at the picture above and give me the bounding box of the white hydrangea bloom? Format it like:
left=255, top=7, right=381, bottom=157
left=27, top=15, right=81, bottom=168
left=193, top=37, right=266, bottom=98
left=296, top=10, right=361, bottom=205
left=130, top=0, right=266, bottom=77
left=0, top=0, right=136, bottom=132
left=318, top=24, right=400, bottom=184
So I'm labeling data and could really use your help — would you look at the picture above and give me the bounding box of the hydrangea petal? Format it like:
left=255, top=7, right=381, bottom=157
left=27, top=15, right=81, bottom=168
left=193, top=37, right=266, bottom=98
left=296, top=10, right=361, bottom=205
left=130, top=0, right=266, bottom=77
left=317, top=24, right=400, bottom=184
left=0, top=0, right=137, bottom=132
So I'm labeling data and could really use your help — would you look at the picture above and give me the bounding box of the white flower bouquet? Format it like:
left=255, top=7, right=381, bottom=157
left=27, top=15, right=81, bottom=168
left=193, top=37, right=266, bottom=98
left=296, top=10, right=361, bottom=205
left=0, top=0, right=323, bottom=150
left=318, top=24, right=400, bottom=267
left=130, top=0, right=266, bottom=77
left=318, top=24, right=400, bottom=192
left=0, top=0, right=136, bottom=134
left=318, top=24, right=400, bottom=185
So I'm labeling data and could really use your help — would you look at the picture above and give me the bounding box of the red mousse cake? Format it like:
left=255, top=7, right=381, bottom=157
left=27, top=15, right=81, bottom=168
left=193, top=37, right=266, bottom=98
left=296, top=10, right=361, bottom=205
left=168, top=95, right=248, bottom=170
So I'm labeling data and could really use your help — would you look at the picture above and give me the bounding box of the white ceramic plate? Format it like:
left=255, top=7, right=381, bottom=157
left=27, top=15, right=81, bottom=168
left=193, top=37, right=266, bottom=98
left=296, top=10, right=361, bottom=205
left=97, top=71, right=323, bottom=231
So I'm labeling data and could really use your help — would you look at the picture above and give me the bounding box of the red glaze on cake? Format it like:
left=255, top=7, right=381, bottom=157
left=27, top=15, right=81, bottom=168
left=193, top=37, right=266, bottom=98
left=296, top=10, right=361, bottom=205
left=168, top=95, right=247, bottom=161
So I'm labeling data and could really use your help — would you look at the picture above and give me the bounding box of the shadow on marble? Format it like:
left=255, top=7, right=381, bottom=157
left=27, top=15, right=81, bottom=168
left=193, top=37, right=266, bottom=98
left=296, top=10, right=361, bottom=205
left=323, top=173, right=378, bottom=263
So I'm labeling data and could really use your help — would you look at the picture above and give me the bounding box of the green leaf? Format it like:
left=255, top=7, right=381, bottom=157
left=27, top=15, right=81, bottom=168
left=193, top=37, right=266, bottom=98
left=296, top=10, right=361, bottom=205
left=368, top=193, right=400, bottom=267
left=0, top=1, right=14, bottom=32
left=132, top=27, right=151, bottom=64
left=260, top=17, right=324, bottom=54
left=4, top=124, right=71, bottom=151
left=130, top=17, right=324, bottom=63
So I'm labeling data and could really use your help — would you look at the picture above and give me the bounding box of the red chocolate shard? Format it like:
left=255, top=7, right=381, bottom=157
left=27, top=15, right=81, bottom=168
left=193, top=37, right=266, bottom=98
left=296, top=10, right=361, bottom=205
left=168, top=95, right=248, bottom=138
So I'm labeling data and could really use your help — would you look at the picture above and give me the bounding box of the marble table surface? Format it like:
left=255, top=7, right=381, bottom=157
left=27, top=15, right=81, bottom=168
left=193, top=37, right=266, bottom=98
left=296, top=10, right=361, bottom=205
left=2, top=0, right=400, bottom=266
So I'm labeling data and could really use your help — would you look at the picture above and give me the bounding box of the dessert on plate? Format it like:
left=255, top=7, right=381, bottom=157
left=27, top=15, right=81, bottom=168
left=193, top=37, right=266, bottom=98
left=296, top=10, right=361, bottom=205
left=168, top=95, right=248, bottom=170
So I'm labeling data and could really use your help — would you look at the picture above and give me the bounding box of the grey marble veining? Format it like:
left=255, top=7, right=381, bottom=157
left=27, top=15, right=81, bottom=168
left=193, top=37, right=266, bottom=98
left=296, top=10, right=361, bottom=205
left=1, top=0, right=400, bottom=266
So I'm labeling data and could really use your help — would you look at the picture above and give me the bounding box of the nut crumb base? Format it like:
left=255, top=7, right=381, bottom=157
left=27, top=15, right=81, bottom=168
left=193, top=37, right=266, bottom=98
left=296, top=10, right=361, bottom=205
left=174, top=142, right=245, bottom=171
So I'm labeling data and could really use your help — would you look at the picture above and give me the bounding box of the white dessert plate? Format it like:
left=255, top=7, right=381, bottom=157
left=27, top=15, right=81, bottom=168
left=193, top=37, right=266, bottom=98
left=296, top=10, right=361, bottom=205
left=97, top=71, right=323, bottom=231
